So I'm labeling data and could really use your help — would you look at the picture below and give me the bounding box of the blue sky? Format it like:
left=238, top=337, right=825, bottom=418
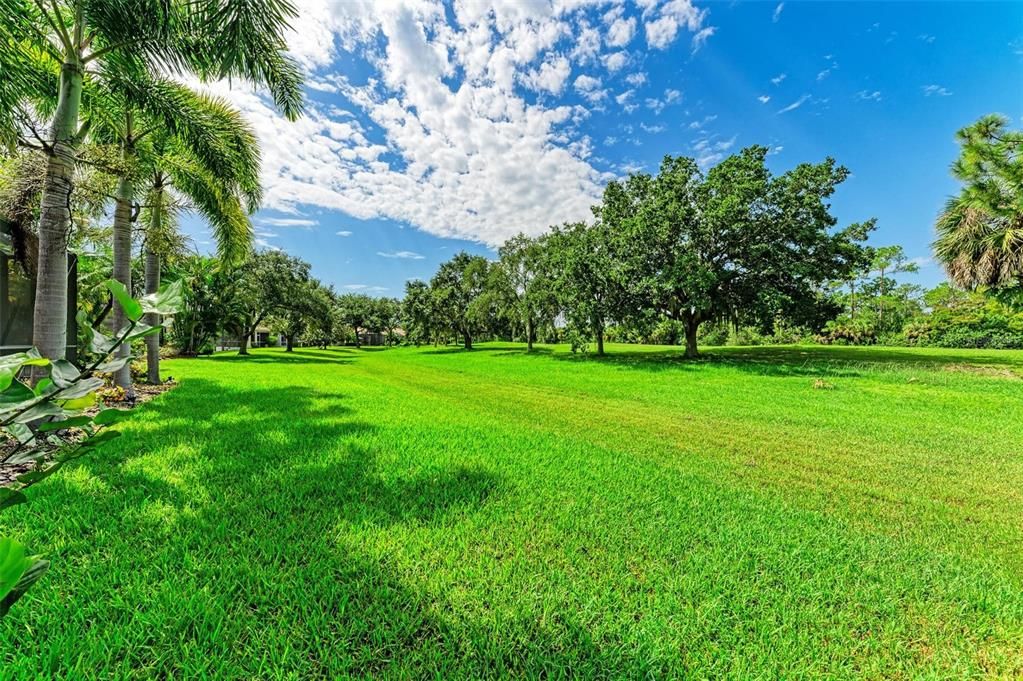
left=182, top=0, right=1023, bottom=295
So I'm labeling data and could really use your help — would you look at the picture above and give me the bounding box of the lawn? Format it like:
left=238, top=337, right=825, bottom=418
left=2, top=343, right=1022, bottom=678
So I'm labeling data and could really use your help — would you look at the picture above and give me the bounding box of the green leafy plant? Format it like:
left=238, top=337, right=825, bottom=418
left=0, top=279, right=181, bottom=617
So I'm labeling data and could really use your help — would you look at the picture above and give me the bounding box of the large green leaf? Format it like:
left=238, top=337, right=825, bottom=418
left=93, top=355, right=133, bottom=373
left=37, top=415, right=94, bottom=432
left=4, top=422, right=34, bottom=444
left=140, top=279, right=184, bottom=316
left=0, top=538, right=34, bottom=604
left=0, top=489, right=27, bottom=513
left=0, top=380, right=36, bottom=414
left=49, top=360, right=81, bottom=389
left=105, top=280, right=143, bottom=322
left=0, top=548, right=48, bottom=613
left=93, top=409, right=131, bottom=426
left=13, top=402, right=65, bottom=424
left=54, top=377, right=104, bottom=401
left=88, top=327, right=116, bottom=355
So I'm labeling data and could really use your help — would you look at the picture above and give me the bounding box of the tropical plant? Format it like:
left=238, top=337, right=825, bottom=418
left=0, top=277, right=181, bottom=617
left=934, top=115, right=1023, bottom=298
left=1, top=0, right=302, bottom=367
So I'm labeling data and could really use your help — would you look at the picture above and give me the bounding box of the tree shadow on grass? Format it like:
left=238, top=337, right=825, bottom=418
left=203, top=348, right=355, bottom=366
left=0, top=376, right=644, bottom=676
left=484, top=342, right=1023, bottom=378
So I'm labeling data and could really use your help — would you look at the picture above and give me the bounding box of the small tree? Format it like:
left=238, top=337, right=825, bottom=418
left=401, top=280, right=433, bottom=346
left=232, top=250, right=310, bottom=355
left=492, top=234, right=557, bottom=351
left=336, top=293, right=374, bottom=348
left=430, top=252, right=491, bottom=350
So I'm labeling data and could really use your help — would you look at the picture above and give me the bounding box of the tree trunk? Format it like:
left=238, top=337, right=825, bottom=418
left=32, top=62, right=83, bottom=365
left=238, top=333, right=250, bottom=355
left=526, top=316, right=533, bottom=351
left=144, top=247, right=161, bottom=384
left=111, top=175, right=135, bottom=398
left=595, top=325, right=605, bottom=356
left=683, top=315, right=699, bottom=359
left=463, top=331, right=472, bottom=350
left=285, top=334, right=294, bottom=352
left=354, top=327, right=361, bottom=349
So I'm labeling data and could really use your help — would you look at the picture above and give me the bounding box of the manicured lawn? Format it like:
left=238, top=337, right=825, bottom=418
left=2, top=343, right=1022, bottom=677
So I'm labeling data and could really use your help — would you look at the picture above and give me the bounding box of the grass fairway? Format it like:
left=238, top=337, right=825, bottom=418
left=2, top=343, right=1022, bottom=678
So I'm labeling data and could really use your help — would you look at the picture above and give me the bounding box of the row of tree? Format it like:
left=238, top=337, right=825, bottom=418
left=399, top=146, right=872, bottom=357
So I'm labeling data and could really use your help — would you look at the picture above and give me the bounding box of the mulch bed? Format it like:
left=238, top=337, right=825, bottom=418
left=0, top=380, right=178, bottom=488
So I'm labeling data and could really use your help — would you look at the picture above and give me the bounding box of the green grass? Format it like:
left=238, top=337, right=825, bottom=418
left=2, top=342, right=1023, bottom=678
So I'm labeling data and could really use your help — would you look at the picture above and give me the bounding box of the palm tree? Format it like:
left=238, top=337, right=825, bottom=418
left=135, top=92, right=261, bottom=384
left=1, top=0, right=301, bottom=363
left=934, top=115, right=1023, bottom=294
left=91, top=73, right=261, bottom=392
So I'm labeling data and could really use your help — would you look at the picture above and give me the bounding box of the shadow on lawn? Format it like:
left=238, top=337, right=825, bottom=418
left=486, top=342, right=1023, bottom=378
left=13, top=377, right=636, bottom=676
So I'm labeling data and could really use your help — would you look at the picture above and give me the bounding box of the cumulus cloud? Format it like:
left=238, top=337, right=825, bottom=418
left=644, top=0, right=711, bottom=50
left=758, top=95, right=770, bottom=104
left=857, top=90, right=882, bottom=101
left=771, top=73, right=786, bottom=85
left=922, top=84, right=953, bottom=96
left=193, top=1, right=713, bottom=247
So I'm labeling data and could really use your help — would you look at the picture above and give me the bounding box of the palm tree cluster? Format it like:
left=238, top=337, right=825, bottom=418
left=934, top=114, right=1023, bottom=297
left=0, top=0, right=304, bottom=393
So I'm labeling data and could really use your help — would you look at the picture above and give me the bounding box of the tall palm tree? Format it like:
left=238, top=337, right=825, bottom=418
left=134, top=92, right=261, bottom=384
left=934, top=115, right=1023, bottom=294
left=91, top=71, right=260, bottom=393
left=1, top=0, right=301, bottom=363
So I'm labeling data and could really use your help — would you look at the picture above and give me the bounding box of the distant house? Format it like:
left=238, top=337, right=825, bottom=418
left=217, top=324, right=282, bottom=351
left=357, top=328, right=405, bottom=346
left=0, top=220, right=78, bottom=360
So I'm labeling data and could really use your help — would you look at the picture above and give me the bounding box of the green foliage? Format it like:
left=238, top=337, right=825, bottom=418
left=2, top=344, right=1022, bottom=675
left=429, top=252, right=492, bottom=349
left=905, top=284, right=1023, bottom=349
left=934, top=114, right=1023, bottom=293
left=0, top=278, right=180, bottom=617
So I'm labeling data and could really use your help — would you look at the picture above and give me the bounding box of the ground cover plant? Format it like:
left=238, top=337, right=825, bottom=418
left=1, top=343, right=1021, bottom=677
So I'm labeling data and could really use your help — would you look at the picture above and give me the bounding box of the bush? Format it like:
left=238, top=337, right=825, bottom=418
left=816, top=321, right=877, bottom=345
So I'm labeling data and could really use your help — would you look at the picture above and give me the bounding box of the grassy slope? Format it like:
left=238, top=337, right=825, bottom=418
left=1, top=343, right=1022, bottom=678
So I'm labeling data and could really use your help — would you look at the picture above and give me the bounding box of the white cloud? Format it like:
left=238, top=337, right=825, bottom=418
left=856, top=90, right=882, bottom=101
left=625, top=72, right=648, bottom=86
left=692, top=134, right=736, bottom=167
left=644, top=0, right=710, bottom=50
left=574, top=73, right=607, bottom=102
left=190, top=1, right=664, bottom=246
left=771, top=73, right=786, bottom=85
left=758, top=95, right=770, bottom=104
left=688, top=114, right=717, bottom=129
left=922, top=84, right=953, bottom=97
left=777, top=94, right=810, bottom=113
left=918, top=34, right=935, bottom=43
left=602, top=51, right=629, bottom=72
left=343, top=284, right=389, bottom=293
left=664, top=88, right=682, bottom=103
left=772, top=3, right=784, bottom=22
left=640, top=122, right=665, bottom=133
left=257, top=217, right=318, bottom=227
left=377, top=250, right=425, bottom=259
left=691, top=26, right=715, bottom=54
left=816, top=59, right=838, bottom=81
left=336, top=230, right=353, bottom=237
left=606, top=15, right=637, bottom=48
left=523, top=54, right=572, bottom=95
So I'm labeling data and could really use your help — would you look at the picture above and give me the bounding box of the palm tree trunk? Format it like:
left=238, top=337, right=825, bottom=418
left=32, top=62, right=84, bottom=364
left=144, top=247, right=161, bottom=384
left=110, top=175, right=135, bottom=398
